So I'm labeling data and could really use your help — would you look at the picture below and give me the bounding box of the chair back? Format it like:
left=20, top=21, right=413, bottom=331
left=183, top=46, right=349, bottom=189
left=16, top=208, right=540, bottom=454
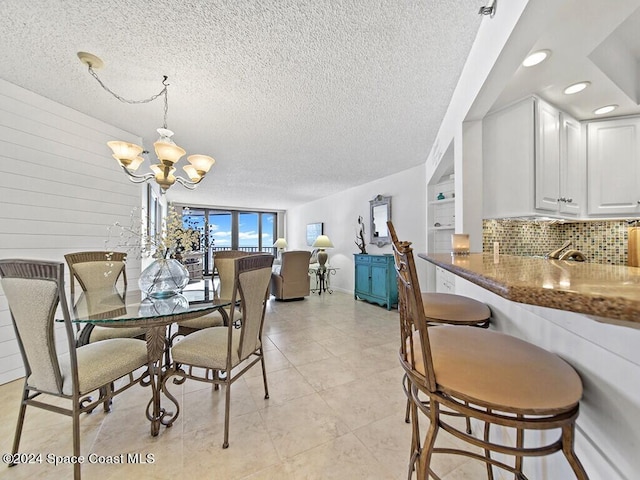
left=64, top=251, right=127, bottom=294
left=280, top=250, right=312, bottom=277
left=0, top=259, right=77, bottom=395
left=387, top=222, right=437, bottom=392
left=229, top=254, right=274, bottom=361
left=214, top=250, right=251, bottom=299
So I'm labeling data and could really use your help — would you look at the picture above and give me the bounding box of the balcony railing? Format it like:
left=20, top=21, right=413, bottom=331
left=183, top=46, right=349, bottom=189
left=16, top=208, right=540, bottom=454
left=204, top=247, right=278, bottom=275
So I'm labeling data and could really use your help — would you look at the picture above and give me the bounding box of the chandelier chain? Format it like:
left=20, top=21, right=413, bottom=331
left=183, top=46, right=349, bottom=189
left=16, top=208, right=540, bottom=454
left=87, top=65, right=169, bottom=128
left=81, top=50, right=216, bottom=192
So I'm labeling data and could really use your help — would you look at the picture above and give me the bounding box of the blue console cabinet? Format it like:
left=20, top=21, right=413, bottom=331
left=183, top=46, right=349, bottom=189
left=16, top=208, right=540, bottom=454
left=354, top=254, right=398, bottom=310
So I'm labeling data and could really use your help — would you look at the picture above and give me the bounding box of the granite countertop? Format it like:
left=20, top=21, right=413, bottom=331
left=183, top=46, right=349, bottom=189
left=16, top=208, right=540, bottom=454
left=419, top=253, right=640, bottom=325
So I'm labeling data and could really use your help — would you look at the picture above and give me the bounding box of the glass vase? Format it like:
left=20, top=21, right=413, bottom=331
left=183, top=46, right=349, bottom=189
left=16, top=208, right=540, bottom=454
left=139, top=258, right=189, bottom=299
left=139, top=293, right=189, bottom=316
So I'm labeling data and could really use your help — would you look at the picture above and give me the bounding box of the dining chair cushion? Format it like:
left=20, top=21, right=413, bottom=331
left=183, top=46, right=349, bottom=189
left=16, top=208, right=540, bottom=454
left=177, top=306, right=238, bottom=330
left=58, top=338, right=148, bottom=396
left=72, top=261, right=126, bottom=291
left=171, top=326, right=259, bottom=370
left=409, top=326, right=582, bottom=413
left=89, top=325, right=147, bottom=342
left=422, top=292, right=491, bottom=323
left=2, top=277, right=61, bottom=392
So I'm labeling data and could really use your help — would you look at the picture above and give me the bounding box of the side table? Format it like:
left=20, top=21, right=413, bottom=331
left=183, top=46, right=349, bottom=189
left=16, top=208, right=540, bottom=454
left=309, top=266, right=338, bottom=295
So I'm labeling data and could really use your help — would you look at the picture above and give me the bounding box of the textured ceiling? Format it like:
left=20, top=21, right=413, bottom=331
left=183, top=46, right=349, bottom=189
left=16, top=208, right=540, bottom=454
left=1, top=0, right=482, bottom=210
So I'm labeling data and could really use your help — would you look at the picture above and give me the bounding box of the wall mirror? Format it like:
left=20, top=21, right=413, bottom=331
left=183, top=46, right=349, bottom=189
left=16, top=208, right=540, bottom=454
left=370, top=195, right=392, bottom=247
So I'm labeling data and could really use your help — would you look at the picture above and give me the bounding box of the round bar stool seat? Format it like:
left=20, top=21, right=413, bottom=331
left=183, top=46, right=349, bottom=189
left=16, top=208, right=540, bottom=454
left=422, top=292, right=491, bottom=327
left=411, top=327, right=582, bottom=411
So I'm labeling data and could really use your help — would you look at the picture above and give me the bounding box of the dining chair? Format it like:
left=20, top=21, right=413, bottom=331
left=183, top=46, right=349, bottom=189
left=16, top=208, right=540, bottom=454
left=163, top=253, right=274, bottom=448
left=64, top=251, right=145, bottom=344
left=0, top=259, right=149, bottom=480
left=171, top=250, right=249, bottom=340
left=388, top=232, right=589, bottom=479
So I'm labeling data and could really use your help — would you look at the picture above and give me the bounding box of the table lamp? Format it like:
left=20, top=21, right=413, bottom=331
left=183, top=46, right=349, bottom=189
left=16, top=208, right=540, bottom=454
left=273, top=238, right=288, bottom=261
left=312, top=235, right=334, bottom=267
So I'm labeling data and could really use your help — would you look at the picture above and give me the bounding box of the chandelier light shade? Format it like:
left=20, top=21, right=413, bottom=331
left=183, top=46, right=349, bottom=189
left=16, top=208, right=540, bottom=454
left=79, top=51, right=216, bottom=193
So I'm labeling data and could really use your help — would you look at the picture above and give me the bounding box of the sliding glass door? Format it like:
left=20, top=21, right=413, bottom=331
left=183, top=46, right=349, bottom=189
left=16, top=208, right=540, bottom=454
left=181, top=207, right=278, bottom=275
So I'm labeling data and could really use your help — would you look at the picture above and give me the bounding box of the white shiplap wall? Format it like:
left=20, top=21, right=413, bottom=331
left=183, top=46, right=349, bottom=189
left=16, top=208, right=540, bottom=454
left=0, top=78, right=144, bottom=384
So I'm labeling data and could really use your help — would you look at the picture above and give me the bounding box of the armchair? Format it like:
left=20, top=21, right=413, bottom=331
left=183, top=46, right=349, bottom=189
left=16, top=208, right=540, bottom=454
left=270, top=250, right=311, bottom=300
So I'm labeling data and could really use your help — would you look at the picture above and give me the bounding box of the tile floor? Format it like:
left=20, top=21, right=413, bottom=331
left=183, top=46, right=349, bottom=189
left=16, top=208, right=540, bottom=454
left=0, top=291, right=487, bottom=480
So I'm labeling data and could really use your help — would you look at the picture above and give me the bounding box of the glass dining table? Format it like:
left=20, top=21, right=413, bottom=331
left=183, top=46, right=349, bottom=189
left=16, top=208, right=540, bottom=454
left=65, top=283, right=232, bottom=436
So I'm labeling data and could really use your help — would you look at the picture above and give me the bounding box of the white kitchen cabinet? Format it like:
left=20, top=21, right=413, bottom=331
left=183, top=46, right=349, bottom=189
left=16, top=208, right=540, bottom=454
left=559, top=113, right=582, bottom=215
left=535, top=100, right=562, bottom=211
left=587, top=117, right=640, bottom=216
left=483, top=96, right=583, bottom=218
left=435, top=266, right=455, bottom=293
left=483, top=97, right=535, bottom=218
left=536, top=107, right=583, bottom=215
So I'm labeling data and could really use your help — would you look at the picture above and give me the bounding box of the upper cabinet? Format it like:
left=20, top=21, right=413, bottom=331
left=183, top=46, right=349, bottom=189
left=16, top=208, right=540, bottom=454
left=535, top=103, right=583, bottom=215
left=587, top=117, right=640, bottom=216
left=483, top=97, right=583, bottom=219
left=559, top=113, right=582, bottom=216
left=534, top=100, right=561, bottom=212
left=483, top=97, right=535, bottom=218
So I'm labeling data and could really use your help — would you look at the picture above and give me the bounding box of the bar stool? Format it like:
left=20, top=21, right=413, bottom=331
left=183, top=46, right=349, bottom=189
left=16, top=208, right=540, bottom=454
left=389, top=228, right=588, bottom=480
left=387, top=223, right=491, bottom=432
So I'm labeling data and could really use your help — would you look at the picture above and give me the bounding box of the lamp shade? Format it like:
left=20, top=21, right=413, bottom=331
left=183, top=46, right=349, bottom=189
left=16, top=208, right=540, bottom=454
left=182, top=165, right=201, bottom=181
left=107, top=141, right=144, bottom=168
left=312, top=235, right=334, bottom=249
left=187, top=154, right=215, bottom=173
left=128, top=156, right=145, bottom=172
left=154, top=140, right=186, bottom=165
left=273, top=238, right=288, bottom=249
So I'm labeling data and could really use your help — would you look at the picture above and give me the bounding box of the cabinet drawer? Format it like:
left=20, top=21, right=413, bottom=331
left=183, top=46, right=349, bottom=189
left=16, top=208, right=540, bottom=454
left=371, top=255, right=391, bottom=264
left=354, top=255, right=371, bottom=265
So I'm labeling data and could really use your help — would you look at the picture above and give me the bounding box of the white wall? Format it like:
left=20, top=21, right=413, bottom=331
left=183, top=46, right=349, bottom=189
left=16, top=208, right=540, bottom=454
left=286, top=163, right=427, bottom=294
left=0, top=79, right=143, bottom=384
left=425, top=0, right=534, bottom=181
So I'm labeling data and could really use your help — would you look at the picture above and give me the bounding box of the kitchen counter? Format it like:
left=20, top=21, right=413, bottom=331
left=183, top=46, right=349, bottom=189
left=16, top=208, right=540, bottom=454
left=419, top=253, right=640, bottom=324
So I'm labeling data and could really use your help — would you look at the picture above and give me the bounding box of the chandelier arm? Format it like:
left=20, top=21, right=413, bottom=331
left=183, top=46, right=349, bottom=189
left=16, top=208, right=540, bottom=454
left=174, top=176, right=200, bottom=190
left=120, top=165, right=155, bottom=183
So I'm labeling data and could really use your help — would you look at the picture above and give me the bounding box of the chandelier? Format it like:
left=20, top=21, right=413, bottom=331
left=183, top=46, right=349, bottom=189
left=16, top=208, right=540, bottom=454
left=77, top=52, right=215, bottom=193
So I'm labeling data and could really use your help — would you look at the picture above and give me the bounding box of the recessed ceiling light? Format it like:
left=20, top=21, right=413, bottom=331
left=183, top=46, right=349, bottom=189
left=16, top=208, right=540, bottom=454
left=563, top=81, right=591, bottom=95
left=593, top=105, right=618, bottom=115
left=522, top=49, right=551, bottom=67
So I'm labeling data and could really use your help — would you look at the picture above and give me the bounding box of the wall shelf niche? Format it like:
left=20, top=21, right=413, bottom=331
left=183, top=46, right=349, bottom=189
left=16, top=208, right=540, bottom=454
left=428, top=176, right=455, bottom=253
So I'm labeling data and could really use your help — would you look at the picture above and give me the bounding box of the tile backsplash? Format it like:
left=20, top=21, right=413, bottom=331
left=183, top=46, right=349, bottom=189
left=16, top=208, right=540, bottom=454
left=483, top=219, right=630, bottom=265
